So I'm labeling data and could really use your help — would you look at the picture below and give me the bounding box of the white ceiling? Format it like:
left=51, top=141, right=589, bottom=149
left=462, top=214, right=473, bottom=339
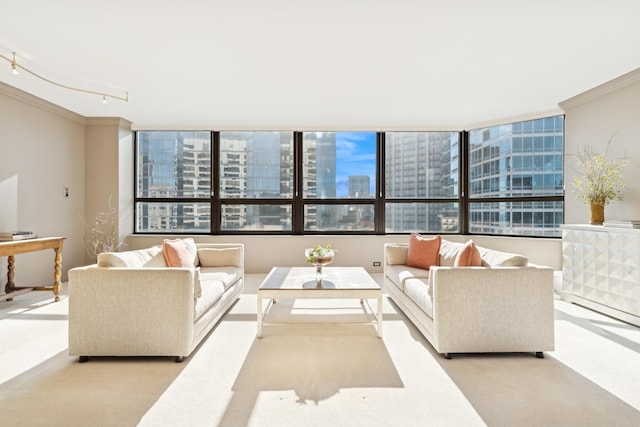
left=2, top=0, right=639, bottom=130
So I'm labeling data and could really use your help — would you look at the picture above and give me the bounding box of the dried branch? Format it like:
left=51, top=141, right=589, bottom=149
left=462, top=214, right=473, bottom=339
left=82, top=195, right=127, bottom=257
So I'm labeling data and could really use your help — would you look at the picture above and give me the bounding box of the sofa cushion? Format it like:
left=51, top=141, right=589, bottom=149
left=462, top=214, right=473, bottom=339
left=385, top=244, right=408, bottom=265
left=439, top=239, right=466, bottom=266
left=194, top=279, right=225, bottom=321
left=200, top=266, right=241, bottom=291
left=454, top=240, right=482, bottom=267
left=385, top=264, right=430, bottom=292
left=404, top=277, right=433, bottom=318
left=478, top=246, right=528, bottom=267
left=406, top=233, right=441, bottom=270
left=163, top=239, right=195, bottom=267
left=198, top=247, right=242, bottom=268
left=97, top=246, right=162, bottom=268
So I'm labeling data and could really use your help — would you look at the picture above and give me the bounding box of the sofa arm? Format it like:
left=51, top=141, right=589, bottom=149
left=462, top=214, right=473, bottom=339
left=68, top=266, right=197, bottom=357
left=430, top=266, right=555, bottom=353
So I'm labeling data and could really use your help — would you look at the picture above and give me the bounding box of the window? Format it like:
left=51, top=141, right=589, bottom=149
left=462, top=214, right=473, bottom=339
left=219, top=131, right=294, bottom=231
left=136, top=131, right=211, bottom=232
left=302, top=132, right=377, bottom=232
left=133, top=116, right=564, bottom=237
left=385, top=132, right=460, bottom=233
left=468, top=116, right=564, bottom=237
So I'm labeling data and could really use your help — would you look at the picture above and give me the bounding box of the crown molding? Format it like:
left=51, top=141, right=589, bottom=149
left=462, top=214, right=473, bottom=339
left=464, top=108, right=564, bottom=131
left=85, top=117, right=132, bottom=129
left=0, top=81, right=86, bottom=124
left=559, top=68, right=640, bottom=110
left=129, top=123, right=466, bottom=132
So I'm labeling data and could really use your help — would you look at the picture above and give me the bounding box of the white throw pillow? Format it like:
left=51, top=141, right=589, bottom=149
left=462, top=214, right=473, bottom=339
left=386, top=245, right=408, bottom=265
left=439, top=239, right=466, bottom=266
left=478, top=246, right=528, bottom=267
left=144, top=247, right=168, bottom=267
left=97, top=247, right=162, bottom=268
left=198, top=247, right=242, bottom=267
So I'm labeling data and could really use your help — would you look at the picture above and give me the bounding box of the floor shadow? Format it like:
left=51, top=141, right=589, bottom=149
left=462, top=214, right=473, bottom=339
left=0, top=291, right=232, bottom=427
left=1, top=313, right=68, bottom=321
left=0, top=348, right=190, bottom=426
left=0, top=293, right=62, bottom=316
left=220, top=324, right=404, bottom=427
left=386, top=296, right=640, bottom=426
left=433, top=352, right=640, bottom=426
left=555, top=307, right=640, bottom=353
left=262, top=295, right=381, bottom=325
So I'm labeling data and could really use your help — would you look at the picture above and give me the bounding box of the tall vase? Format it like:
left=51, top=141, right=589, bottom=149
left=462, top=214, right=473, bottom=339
left=590, top=203, right=604, bottom=225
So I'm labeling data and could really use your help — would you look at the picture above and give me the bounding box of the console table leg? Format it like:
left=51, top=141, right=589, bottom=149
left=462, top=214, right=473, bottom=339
left=53, top=247, right=63, bottom=302
left=4, top=255, right=16, bottom=301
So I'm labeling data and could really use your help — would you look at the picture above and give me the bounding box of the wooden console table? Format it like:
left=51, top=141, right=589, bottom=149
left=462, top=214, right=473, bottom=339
left=0, top=237, right=65, bottom=302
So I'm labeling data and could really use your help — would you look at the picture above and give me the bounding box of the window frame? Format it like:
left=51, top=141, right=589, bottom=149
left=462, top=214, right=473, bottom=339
left=299, top=131, right=379, bottom=235
left=133, top=116, right=564, bottom=237
left=216, top=131, right=295, bottom=234
left=463, top=116, right=565, bottom=237
left=383, top=131, right=462, bottom=234
left=134, top=130, right=213, bottom=234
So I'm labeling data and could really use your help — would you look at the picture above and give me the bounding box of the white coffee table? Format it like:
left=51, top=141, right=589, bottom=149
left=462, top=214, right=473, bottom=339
left=257, top=266, right=383, bottom=338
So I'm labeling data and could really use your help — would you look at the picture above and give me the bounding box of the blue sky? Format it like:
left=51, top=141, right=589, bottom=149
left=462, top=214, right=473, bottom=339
left=335, top=132, right=376, bottom=197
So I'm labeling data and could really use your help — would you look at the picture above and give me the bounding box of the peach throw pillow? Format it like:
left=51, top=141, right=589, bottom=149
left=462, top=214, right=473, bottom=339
left=163, top=239, right=195, bottom=268
left=406, top=233, right=441, bottom=270
left=454, top=240, right=482, bottom=267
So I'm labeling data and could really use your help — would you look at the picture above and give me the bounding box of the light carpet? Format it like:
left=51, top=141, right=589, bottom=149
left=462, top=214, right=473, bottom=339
left=0, top=274, right=639, bottom=427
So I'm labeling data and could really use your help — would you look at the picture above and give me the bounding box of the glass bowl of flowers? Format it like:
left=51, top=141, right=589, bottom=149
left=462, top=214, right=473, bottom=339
left=305, top=244, right=335, bottom=286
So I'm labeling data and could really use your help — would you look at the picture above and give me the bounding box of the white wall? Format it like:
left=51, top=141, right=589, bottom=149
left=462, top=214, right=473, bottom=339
left=84, top=118, right=133, bottom=263
left=0, top=83, right=86, bottom=286
left=118, top=124, right=134, bottom=251
left=126, top=234, right=562, bottom=273
left=561, top=69, right=640, bottom=224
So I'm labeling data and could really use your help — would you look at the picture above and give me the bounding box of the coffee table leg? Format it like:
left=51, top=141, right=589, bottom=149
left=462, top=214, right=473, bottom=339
left=377, top=293, right=383, bottom=338
left=257, top=292, right=263, bottom=338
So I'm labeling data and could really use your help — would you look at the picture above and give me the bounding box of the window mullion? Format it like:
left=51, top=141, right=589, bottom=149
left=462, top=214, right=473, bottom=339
left=211, top=131, right=220, bottom=234
left=376, top=132, right=385, bottom=234
left=293, top=132, right=303, bottom=234
left=461, top=130, right=469, bottom=234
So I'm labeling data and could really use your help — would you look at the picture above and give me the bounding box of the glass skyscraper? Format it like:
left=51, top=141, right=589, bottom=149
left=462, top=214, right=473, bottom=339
left=469, top=116, right=564, bottom=236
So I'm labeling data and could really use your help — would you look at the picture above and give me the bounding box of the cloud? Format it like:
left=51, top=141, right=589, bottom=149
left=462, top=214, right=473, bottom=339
left=336, top=132, right=376, bottom=158
left=334, top=132, right=376, bottom=197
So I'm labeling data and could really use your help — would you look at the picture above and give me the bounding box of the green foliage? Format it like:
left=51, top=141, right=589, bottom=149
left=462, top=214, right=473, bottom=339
left=572, top=141, right=627, bottom=207
left=305, top=244, right=333, bottom=263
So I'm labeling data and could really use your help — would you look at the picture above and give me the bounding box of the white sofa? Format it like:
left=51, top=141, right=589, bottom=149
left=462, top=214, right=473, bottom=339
left=384, top=239, right=554, bottom=359
left=68, top=242, right=244, bottom=362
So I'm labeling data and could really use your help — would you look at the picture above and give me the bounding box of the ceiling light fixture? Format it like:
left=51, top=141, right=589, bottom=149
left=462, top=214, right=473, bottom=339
left=11, top=52, right=19, bottom=75
left=1, top=51, right=128, bottom=103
